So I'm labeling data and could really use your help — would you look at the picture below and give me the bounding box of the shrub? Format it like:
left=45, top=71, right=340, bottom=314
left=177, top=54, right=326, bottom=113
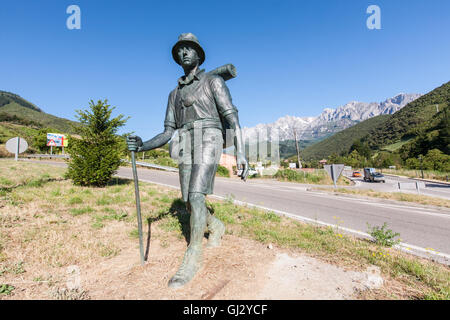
left=367, top=222, right=401, bottom=247
left=65, top=99, right=127, bottom=187
left=216, top=165, right=230, bottom=177
left=274, top=168, right=328, bottom=184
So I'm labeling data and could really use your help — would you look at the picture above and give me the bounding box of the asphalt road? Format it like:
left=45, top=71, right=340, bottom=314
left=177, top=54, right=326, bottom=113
left=345, top=172, right=450, bottom=199
left=18, top=160, right=450, bottom=262
left=113, top=166, right=450, bottom=258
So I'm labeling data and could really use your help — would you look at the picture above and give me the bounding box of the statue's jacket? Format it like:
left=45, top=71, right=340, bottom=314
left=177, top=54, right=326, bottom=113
left=164, top=68, right=237, bottom=200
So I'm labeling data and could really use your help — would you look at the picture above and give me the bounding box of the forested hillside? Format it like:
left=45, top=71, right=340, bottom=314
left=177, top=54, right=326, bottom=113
left=300, top=115, right=390, bottom=160
left=0, top=91, right=77, bottom=134
left=363, top=81, right=449, bottom=150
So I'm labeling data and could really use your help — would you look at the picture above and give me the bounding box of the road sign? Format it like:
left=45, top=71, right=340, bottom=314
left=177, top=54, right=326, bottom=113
left=324, top=164, right=345, bottom=188
left=47, top=133, right=68, bottom=147
left=6, top=137, right=28, bottom=154
left=5, top=137, right=28, bottom=161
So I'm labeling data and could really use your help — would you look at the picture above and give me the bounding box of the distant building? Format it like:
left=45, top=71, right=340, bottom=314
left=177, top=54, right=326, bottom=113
left=319, top=159, right=327, bottom=167
left=220, top=153, right=237, bottom=175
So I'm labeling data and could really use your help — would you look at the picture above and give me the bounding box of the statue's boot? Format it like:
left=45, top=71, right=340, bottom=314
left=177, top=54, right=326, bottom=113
left=206, top=213, right=225, bottom=248
left=169, top=192, right=206, bottom=289
left=168, top=245, right=203, bottom=289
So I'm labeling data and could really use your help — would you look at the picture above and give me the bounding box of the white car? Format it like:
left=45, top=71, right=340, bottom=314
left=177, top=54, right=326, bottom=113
left=237, top=168, right=258, bottom=177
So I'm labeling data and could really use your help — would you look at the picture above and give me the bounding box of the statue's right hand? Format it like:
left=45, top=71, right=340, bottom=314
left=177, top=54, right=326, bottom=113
left=126, top=135, right=143, bottom=152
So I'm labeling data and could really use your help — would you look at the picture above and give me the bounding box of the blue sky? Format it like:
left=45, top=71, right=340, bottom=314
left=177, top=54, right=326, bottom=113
left=1, top=0, right=449, bottom=138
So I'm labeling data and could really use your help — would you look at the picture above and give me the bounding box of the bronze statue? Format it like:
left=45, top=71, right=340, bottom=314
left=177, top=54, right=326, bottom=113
left=127, top=33, right=248, bottom=288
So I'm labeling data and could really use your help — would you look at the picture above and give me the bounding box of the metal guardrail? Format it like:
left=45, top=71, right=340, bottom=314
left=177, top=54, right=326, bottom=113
left=383, top=173, right=450, bottom=186
left=22, top=155, right=178, bottom=172
left=23, top=154, right=70, bottom=159
left=123, top=159, right=179, bottom=172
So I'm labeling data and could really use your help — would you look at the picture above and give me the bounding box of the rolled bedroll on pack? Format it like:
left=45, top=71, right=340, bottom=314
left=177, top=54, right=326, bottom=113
left=208, top=64, right=237, bottom=81
left=209, top=64, right=238, bottom=149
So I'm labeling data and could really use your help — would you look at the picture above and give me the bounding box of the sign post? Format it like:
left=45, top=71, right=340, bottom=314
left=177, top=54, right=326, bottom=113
left=15, top=137, right=20, bottom=161
left=324, top=164, right=345, bottom=188
left=5, top=137, right=28, bottom=161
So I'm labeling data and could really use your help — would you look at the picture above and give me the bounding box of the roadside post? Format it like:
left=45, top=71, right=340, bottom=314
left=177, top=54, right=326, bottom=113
left=418, top=155, right=424, bottom=179
left=131, top=150, right=145, bottom=266
left=5, top=137, right=28, bottom=161
left=324, top=164, right=345, bottom=188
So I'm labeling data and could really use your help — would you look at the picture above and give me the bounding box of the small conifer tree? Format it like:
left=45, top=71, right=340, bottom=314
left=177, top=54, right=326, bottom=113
left=66, top=99, right=127, bottom=187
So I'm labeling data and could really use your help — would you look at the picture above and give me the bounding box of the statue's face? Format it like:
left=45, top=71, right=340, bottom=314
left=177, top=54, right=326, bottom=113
left=177, top=45, right=200, bottom=68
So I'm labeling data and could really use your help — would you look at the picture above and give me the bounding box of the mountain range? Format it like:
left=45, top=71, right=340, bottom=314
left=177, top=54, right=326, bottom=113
left=242, top=93, right=422, bottom=143
left=300, top=81, right=449, bottom=161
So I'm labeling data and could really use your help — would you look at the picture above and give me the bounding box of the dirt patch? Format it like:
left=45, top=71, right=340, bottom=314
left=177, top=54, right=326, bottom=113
left=81, top=234, right=275, bottom=300
left=255, top=253, right=380, bottom=299
left=1, top=203, right=382, bottom=300
left=50, top=235, right=379, bottom=300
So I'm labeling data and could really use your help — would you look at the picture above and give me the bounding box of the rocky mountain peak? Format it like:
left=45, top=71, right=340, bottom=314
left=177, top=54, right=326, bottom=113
left=242, top=93, right=422, bottom=142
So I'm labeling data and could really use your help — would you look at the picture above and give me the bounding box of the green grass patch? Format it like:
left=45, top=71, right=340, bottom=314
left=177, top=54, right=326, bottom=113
left=68, top=196, right=83, bottom=205
left=69, top=206, right=94, bottom=216
left=0, top=177, right=13, bottom=186
left=96, top=196, right=113, bottom=206
left=129, top=229, right=140, bottom=239
left=93, top=211, right=128, bottom=223
left=273, top=169, right=348, bottom=185
left=382, top=139, right=412, bottom=152
left=0, top=284, right=15, bottom=295
left=160, top=214, right=182, bottom=233
left=51, top=189, right=62, bottom=197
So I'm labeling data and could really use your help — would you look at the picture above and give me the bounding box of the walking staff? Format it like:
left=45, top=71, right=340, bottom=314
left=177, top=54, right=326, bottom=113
left=130, top=150, right=145, bottom=266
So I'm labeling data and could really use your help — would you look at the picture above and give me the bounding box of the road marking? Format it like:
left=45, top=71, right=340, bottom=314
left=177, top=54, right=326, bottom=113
left=299, top=191, right=450, bottom=217
left=117, top=174, right=450, bottom=265
left=209, top=194, right=450, bottom=265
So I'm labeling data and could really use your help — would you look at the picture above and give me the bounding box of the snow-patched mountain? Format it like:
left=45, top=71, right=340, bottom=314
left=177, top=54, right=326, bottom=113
left=242, top=93, right=422, bottom=142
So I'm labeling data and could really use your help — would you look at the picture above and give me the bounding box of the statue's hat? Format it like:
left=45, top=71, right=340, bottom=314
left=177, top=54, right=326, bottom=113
left=172, top=33, right=205, bottom=66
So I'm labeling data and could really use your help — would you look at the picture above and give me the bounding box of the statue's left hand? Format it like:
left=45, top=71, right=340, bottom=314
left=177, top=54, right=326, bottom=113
left=236, top=153, right=249, bottom=181
left=126, top=135, right=143, bottom=152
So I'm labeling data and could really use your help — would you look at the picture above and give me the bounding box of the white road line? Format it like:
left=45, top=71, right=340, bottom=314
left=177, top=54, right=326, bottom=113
left=213, top=181, right=449, bottom=216
left=209, top=194, right=450, bottom=264
left=118, top=174, right=450, bottom=265
left=297, top=191, right=450, bottom=217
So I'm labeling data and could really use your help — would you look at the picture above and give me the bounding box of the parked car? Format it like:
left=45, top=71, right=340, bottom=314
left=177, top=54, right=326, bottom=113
left=352, top=171, right=362, bottom=177
left=237, top=168, right=258, bottom=177
left=363, top=167, right=385, bottom=183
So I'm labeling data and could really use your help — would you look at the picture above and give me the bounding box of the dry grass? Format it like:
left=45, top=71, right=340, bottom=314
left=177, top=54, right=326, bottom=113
left=0, top=160, right=183, bottom=299
left=382, top=168, right=449, bottom=183
left=311, top=187, right=450, bottom=208
left=269, top=169, right=351, bottom=186
left=0, top=160, right=449, bottom=300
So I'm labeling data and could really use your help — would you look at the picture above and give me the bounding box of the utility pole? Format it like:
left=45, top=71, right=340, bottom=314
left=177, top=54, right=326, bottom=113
left=293, top=128, right=302, bottom=169
left=419, top=155, right=424, bottom=179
